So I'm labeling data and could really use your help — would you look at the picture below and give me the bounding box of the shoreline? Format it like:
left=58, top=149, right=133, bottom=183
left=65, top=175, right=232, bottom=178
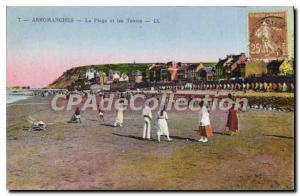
left=6, top=96, right=32, bottom=104
left=6, top=90, right=295, bottom=112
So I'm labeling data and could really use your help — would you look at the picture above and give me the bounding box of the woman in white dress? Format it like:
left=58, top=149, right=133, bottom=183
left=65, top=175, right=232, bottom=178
left=198, top=101, right=213, bottom=142
left=157, top=106, right=172, bottom=142
left=114, top=100, right=124, bottom=127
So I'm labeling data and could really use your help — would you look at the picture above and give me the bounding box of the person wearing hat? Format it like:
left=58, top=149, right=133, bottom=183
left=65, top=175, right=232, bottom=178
left=114, top=100, right=124, bottom=127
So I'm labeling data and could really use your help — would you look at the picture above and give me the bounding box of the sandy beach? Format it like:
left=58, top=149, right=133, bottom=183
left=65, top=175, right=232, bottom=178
left=7, top=96, right=294, bottom=190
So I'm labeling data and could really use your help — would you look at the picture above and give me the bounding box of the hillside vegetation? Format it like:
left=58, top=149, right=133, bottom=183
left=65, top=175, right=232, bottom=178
left=48, top=63, right=150, bottom=89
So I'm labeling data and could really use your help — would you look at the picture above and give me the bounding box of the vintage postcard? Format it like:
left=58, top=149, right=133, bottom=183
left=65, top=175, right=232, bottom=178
left=6, top=6, right=295, bottom=190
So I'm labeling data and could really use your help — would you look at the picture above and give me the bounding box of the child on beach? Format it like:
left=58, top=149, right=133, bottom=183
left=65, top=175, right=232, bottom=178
left=98, top=108, right=104, bottom=121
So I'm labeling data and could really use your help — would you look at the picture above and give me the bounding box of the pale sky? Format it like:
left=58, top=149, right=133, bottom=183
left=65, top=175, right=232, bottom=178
left=6, top=6, right=293, bottom=87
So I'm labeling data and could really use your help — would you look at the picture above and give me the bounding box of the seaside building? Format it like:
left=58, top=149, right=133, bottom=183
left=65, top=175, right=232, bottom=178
left=149, top=62, right=214, bottom=82
left=200, top=67, right=214, bottom=81
left=279, top=60, right=294, bottom=75
left=160, top=66, right=169, bottom=81
left=119, top=73, right=129, bottom=82
left=177, top=65, right=188, bottom=82
left=85, top=68, right=98, bottom=80
left=132, top=70, right=143, bottom=83
left=266, top=60, right=294, bottom=75
left=112, top=71, right=121, bottom=81
left=214, top=53, right=247, bottom=79
left=245, top=60, right=267, bottom=77
left=215, top=53, right=294, bottom=79
left=245, top=59, right=294, bottom=77
left=166, top=61, right=178, bottom=81
left=149, top=63, right=164, bottom=82
left=99, top=72, right=107, bottom=85
left=266, top=60, right=285, bottom=75
left=185, top=63, right=203, bottom=81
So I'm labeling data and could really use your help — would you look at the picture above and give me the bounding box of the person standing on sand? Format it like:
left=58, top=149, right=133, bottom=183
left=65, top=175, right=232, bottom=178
left=68, top=107, right=81, bottom=123
left=142, top=102, right=153, bottom=140
left=157, top=106, right=172, bottom=142
left=225, top=104, right=239, bottom=136
left=98, top=104, right=104, bottom=121
left=114, top=100, right=124, bottom=127
left=198, top=101, right=212, bottom=143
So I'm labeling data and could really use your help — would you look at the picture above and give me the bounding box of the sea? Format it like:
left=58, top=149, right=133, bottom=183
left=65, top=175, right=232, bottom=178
left=6, top=90, right=32, bottom=104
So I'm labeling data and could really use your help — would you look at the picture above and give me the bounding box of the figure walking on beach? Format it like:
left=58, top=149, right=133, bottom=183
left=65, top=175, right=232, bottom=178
left=157, top=106, right=172, bottom=142
left=114, top=100, right=124, bottom=127
left=142, top=102, right=152, bottom=140
left=225, top=104, right=239, bottom=136
left=198, top=101, right=212, bottom=143
left=98, top=104, right=104, bottom=121
left=68, top=107, right=81, bottom=123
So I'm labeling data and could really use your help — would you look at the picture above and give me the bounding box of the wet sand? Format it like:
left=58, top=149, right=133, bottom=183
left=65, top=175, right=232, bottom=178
left=7, top=96, right=294, bottom=190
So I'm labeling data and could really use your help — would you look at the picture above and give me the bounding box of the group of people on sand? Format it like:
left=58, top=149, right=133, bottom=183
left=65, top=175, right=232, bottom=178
left=69, top=99, right=239, bottom=142
left=114, top=101, right=238, bottom=143
left=142, top=104, right=172, bottom=142
left=142, top=101, right=239, bottom=142
left=141, top=101, right=210, bottom=142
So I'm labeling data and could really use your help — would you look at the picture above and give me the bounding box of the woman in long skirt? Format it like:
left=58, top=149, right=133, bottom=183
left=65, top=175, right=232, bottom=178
left=157, top=106, right=172, bottom=142
left=225, top=104, right=239, bottom=136
left=198, top=101, right=212, bottom=142
left=114, top=101, right=124, bottom=127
